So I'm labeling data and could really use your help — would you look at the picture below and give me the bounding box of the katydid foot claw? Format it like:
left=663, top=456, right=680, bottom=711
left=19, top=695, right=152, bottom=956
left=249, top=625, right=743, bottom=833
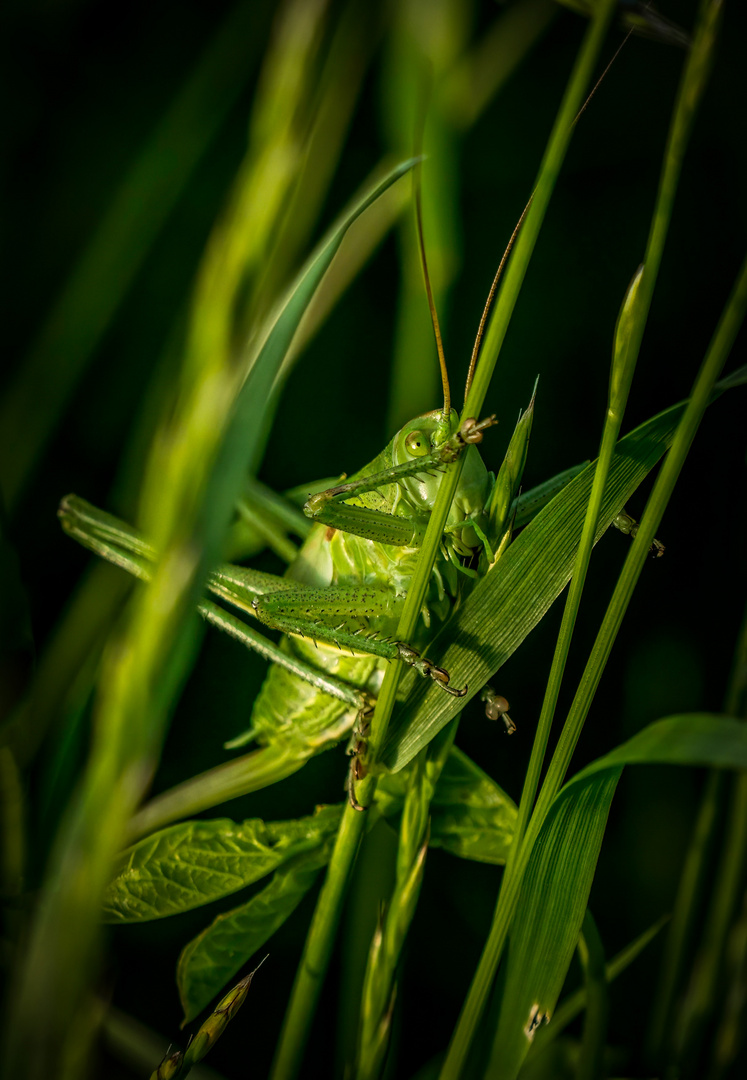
left=459, top=415, right=497, bottom=445
left=481, top=686, right=515, bottom=733
left=395, top=642, right=467, bottom=697
left=346, top=741, right=368, bottom=811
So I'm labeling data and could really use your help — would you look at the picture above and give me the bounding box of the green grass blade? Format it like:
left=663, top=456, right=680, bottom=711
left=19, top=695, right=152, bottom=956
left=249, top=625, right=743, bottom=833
left=527, top=916, right=669, bottom=1061
left=486, top=769, right=620, bottom=1080
left=486, top=714, right=747, bottom=1079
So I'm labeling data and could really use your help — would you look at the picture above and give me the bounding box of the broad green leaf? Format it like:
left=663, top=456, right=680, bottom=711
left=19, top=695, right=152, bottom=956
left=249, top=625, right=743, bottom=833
left=490, top=713, right=747, bottom=1079
left=429, top=746, right=517, bottom=865
left=382, top=389, right=734, bottom=772
left=177, top=841, right=332, bottom=1023
left=376, top=746, right=517, bottom=865
left=103, top=805, right=341, bottom=923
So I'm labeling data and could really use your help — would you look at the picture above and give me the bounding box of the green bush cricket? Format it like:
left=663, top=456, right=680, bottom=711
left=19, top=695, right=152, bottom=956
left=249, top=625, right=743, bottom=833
left=58, top=183, right=658, bottom=829
left=57, top=183, right=547, bottom=829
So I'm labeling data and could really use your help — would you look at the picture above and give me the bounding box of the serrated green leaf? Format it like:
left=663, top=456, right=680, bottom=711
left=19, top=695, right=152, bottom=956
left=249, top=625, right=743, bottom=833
left=103, top=805, right=341, bottom=923
left=490, top=713, right=747, bottom=1078
left=177, top=841, right=332, bottom=1023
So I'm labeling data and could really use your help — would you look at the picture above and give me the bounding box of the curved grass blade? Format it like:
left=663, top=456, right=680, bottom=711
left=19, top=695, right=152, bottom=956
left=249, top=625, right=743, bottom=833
left=488, top=713, right=747, bottom=1079
left=526, top=914, right=669, bottom=1062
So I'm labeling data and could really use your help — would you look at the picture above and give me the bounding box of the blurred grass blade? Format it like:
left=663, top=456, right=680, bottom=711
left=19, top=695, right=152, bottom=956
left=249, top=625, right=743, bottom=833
left=178, top=843, right=332, bottom=1024
left=0, top=1, right=266, bottom=511
left=3, top=129, right=414, bottom=1080
left=526, top=915, right=669, bottom=1061
left=576, top=910, right=608, bottom=1080
left=488, top=714, right=747, bottom=1079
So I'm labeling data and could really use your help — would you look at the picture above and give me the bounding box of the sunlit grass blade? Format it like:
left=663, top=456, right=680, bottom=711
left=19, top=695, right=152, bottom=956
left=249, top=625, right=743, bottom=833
left=3, top=119, right=415, bottom=1080
left=487, top=770, right=619, bottom=1079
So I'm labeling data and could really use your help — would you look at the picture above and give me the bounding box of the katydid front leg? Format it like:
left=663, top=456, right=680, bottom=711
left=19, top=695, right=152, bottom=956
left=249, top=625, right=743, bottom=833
left=303, top=415, right=496, bottom=545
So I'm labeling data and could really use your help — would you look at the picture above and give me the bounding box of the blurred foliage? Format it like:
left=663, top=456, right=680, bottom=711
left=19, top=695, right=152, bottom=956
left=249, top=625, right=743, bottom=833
left=2, top=1, right=747, bottom=1078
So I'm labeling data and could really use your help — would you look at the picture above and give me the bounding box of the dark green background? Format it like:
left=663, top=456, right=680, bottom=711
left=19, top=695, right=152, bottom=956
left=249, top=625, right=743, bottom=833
left=3, top=1, right=746, bottom=1076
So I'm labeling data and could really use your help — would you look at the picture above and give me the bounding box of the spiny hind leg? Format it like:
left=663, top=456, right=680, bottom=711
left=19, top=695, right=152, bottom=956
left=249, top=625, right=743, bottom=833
left=253, top=586, right=467, bottom=697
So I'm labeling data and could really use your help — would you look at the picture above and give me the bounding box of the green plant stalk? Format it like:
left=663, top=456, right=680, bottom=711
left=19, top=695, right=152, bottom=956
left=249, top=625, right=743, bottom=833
left=512, top=0, right=720, bottom=863
left=437, top=1, right=618, bottom=1072
left=270, top=387, right=475, bottom=1080
left=356, top=722, right=458, bottom=1080
left=462, top=0, right=615, bottom=423
left=648, top=605, right=747, bottom=1061
left=576, top=911, right=609, bottom=1080
left=269, top=801, right=368, bottom=1080
left=482, top=249, right=747, bottom=1075
left=511, top=266, right=642, bottom=867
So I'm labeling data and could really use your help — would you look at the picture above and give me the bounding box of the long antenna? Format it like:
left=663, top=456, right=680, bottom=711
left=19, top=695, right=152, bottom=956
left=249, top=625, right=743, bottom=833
left=463, top=26, right=636, bottom=405
left=414, top=164, right=451, bottom=420
left=463, top=195, right=533, bottom=405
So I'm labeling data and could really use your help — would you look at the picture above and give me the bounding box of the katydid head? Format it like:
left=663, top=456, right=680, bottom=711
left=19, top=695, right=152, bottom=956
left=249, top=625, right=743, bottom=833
left=392, top=410, right=491, bottom=561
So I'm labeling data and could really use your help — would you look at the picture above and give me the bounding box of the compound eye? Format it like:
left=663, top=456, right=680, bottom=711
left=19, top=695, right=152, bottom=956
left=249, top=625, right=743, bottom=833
left=405, top=430, right=430, bottom=457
